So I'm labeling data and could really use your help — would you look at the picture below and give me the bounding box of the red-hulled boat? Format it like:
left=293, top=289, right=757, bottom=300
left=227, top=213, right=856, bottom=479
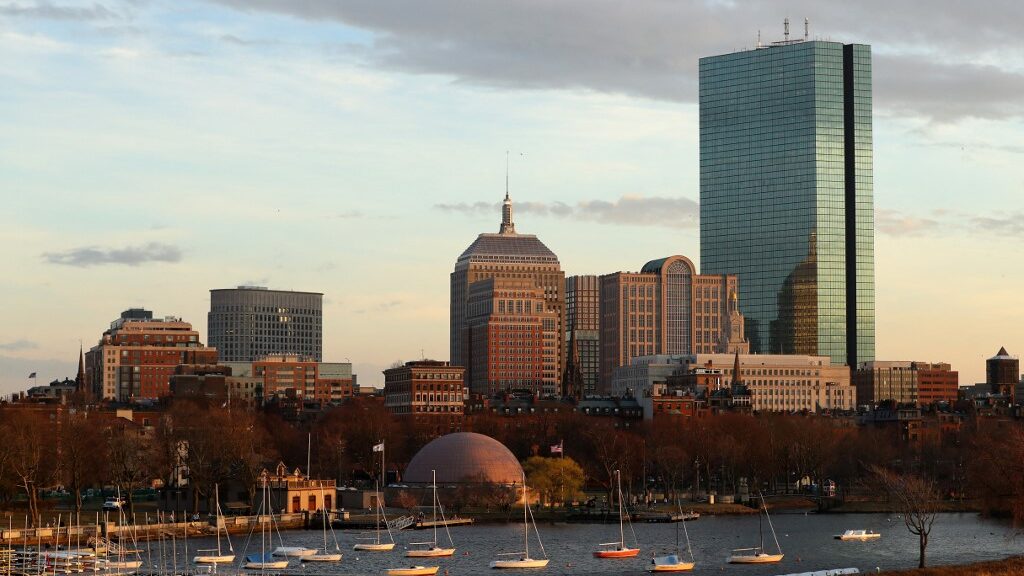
left=593, top=470, right=640, bottom=559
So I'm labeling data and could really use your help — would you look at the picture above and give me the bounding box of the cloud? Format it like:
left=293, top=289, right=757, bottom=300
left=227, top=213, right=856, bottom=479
left=354, top=299, right=402, bottom=314
left=43, top=242, right=183, bottom=267
left=876, top=209, right=942, bottom=237
left=204, top=0, right=1024, bottom=121
left=876, top=55, right=1024, bottom=122
left=0, top=339, right=38, bottom=351
left=970, top=213, right=1024, bottom=236
left=0, top=1, right=119, bottom=21
left=435, top=195, right=698, bottom=229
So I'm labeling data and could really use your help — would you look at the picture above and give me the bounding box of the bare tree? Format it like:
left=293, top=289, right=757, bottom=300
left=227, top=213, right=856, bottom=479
left=871, top=465, right=939, bottom=568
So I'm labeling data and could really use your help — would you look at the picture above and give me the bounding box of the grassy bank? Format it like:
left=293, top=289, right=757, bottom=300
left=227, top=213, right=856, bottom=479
left=882, top=557, right=1024, bottom=575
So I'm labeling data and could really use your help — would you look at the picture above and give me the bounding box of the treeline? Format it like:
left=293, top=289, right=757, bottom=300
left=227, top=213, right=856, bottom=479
left=1, top=399, right=1022, bottom=525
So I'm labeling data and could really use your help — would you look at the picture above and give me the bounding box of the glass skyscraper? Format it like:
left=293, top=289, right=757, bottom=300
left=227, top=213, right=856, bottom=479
left=699, top=39, right=874, bottom=368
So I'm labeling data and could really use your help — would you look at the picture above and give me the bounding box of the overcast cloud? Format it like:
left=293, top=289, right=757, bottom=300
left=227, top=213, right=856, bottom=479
left=436, top=195, right=698, bottom=229
left=43, top=243, right=183, bottom=267
left=207, top=0, right=1024, bottom=121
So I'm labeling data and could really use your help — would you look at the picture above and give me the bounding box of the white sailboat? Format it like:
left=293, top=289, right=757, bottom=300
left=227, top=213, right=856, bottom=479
left=405, top=470, right=455, bottom=558
left=594, top=469, right=640, bottom=558
left=490, top=472, right=549, bottom=569
left=302, top=484, right=343, bottom=562
left=194, top=484, right=236, bottom=564
left=649, top=500, right=696, bottom=572
left=728, top=493, right=784, bottom=564
left=354, top=440, right=396, bottom=552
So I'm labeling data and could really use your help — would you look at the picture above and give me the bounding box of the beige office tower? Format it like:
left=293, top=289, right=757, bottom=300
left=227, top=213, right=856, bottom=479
left=599, top=255, right=749, bottom=390
left=450, top=193, right=564, bottom=394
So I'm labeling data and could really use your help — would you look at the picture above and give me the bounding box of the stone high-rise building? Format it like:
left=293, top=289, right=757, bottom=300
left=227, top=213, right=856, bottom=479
left=85, top=308, right=217, bottom=402
left=598, top=255, right=748, bottom=389
left=699, top=34, right=875, bottom=368
left=464, top=277, right=560, bottom=396
left=451, top=193, right=564, bottom=394
left=208, top=286, right=323, bottom=362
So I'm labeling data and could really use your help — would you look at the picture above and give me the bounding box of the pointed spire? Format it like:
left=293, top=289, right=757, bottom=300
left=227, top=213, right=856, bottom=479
left=76, top=344, right=85, bottom=389
left=731, top=349, right=742, bottom=388
left=499, top=151, right=517, bottom=234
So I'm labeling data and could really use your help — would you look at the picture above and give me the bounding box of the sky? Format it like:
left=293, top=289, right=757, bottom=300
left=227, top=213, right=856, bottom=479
left=1, top=0, right=1022, bottom=394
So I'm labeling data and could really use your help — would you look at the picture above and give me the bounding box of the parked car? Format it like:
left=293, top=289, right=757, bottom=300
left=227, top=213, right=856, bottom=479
left=102, top=498, right=125, bottom=511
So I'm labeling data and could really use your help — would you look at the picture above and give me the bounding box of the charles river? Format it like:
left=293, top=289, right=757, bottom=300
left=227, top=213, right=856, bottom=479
left=154, top=513, right=1020, bottom=575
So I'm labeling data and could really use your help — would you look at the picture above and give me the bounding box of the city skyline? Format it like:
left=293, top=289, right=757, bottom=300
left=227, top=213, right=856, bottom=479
left=2, top=1, right=1023, bottom=393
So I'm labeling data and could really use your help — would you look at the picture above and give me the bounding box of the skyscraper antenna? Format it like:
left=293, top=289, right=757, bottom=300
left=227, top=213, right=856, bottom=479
left=757, top=30, right=761, bottom=48
left=804, top=18, right=809, bottom=40
left=784, top=17, right=790, bottom=41
left=505, top=150, right=509, bottom=200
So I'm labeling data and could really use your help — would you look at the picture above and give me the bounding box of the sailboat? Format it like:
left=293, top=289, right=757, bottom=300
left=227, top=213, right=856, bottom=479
left=354, top=440, right=396, bottom=552
left=649, top=500, right=696, bottom=572
left=728, top=493, right=784, bottom=564
left=405, top=470, right=455, bottom=558
left=302, top=484, right=343, bottom=562
left=244, top=479, right=289, bottom=570
left=104, top=488, right=144, bottom=570
left=194, top=485, right=236, bottom=564
left=594, top=469, right=640, bottom=558
left=489, top=472, right=549, bottom=569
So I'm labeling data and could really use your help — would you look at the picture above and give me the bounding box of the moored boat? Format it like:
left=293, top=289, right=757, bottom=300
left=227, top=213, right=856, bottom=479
left=386, top=565, right=440, bottom=576
left=406, top=470, right=456, bottom=558
left=649, top=554, right=695, bottom=572
left=243, top=553, right=289, bottom=570
left=594, top=469, right=640, bottom=559
left=834, top=529, right=881, bottom=541
left=727, top=493, right=783, bottom=565
left=272, top=546, right=316, bottom=558
left=490, top=472, right=549, bottom=569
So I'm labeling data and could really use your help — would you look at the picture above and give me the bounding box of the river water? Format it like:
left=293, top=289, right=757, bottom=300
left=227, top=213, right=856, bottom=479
left=147, top=513, right=1021, bottom=575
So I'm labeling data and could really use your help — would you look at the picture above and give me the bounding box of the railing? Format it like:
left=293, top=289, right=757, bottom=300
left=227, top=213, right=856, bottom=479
left=0, top=513, right=308, bottom=543
left=388, top=516, right=415, bottom=531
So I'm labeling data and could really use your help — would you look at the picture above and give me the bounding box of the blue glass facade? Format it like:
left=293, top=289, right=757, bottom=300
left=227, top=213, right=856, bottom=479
left=699, top=40, right=874, bottom=367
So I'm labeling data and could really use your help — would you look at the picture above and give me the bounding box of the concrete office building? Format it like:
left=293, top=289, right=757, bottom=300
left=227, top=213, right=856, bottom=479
left=451, top=193, right=564, bottom=393
left=209, top=286, right=323, bottom=362
left=699, top=28, right=875, bottom=368
left=598, top=255, right=749, bottom=389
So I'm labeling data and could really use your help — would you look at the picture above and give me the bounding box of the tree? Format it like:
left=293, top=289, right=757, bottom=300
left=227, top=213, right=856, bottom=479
left=871, top=466, right=939, bottom=568
left=0, top=409, right=56, bottom=525
left=107, top=421, right=154, bottom=519
left=522, top=456, right=585, bottom=507
left=59, top=410, right=107, bottom=517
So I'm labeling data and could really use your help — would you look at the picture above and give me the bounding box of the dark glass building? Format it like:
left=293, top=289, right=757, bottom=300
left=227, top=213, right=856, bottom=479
left=699, top=38, right=874, bottom=368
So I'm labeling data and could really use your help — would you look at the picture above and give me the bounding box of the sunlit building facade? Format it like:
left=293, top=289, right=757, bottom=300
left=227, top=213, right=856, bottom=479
left=451, top=193, right=564, bottom=394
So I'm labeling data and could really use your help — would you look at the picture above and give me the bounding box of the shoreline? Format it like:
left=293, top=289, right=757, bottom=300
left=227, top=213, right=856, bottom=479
left=881, top=556, right=1024, bottom=575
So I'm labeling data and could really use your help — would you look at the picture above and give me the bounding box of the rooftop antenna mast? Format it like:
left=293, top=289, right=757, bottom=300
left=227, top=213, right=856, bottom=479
left=784, top=17, right=790, bottom=42
left=757, top=30, right=761, bottom=48
left=505, top=150, right=509, bottom=200
left=804, top=18, right=809, bottom=40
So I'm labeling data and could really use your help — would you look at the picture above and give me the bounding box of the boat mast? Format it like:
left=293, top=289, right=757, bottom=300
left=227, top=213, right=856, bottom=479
left=523, top=473, right=529, bottom=560
left=432, top=470, right=438, bottom=548
left=617, top=470, right=625, bottom=548
left=215, top=484, right=221, bottom=557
